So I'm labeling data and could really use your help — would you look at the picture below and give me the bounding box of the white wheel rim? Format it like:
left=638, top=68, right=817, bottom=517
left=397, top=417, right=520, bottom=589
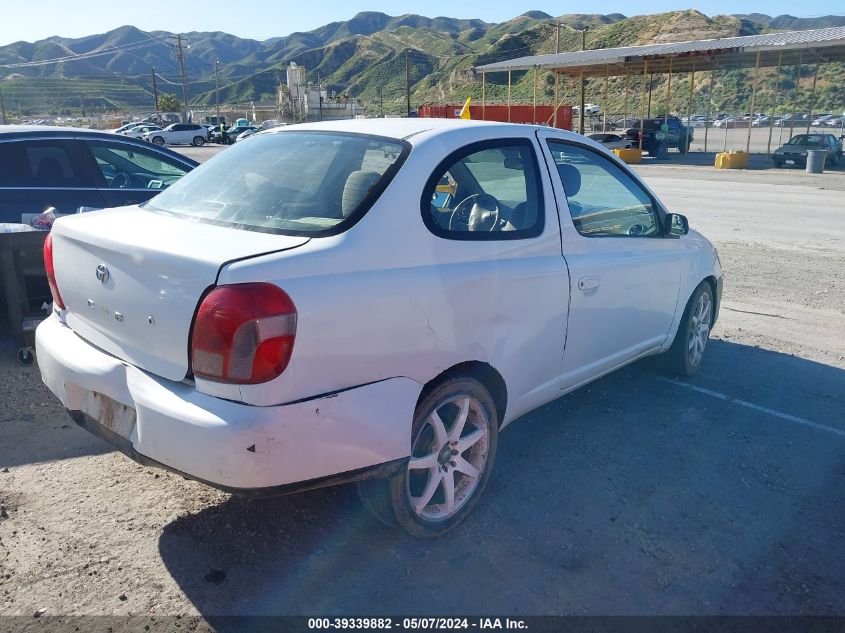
left=687, top=292, right=712, bottom=368
left=407, top=395, right=490, bottom=523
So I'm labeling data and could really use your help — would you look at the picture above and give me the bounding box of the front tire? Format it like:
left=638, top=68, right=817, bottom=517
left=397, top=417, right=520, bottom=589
left=152, top=136, right=165, bottom=146
left=192, top=136, right=205, bottom=146
left=358, top=376, right=499, bottom=538
left=662, top=281, right=714, bottom=377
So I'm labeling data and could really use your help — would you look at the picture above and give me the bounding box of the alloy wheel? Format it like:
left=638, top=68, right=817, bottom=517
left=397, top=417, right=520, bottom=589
left=407, top=395, right=490, bottom=522
left=687, top=291, right=712, bottom=368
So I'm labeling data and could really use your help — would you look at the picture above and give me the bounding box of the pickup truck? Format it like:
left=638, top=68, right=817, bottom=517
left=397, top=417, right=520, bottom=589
left=625, top=117, right=694, bottom=155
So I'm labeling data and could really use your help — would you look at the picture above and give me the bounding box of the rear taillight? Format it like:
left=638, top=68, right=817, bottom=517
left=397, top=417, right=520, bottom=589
left=191, top=283, right=297, bottom=384
left=43, top=233, right=65, bottom=310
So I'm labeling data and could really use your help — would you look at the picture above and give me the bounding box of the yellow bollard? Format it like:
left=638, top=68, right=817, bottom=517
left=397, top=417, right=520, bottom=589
left=613, top=148, right=643, bottom=164
left=715, top=150, right=749, bottom=169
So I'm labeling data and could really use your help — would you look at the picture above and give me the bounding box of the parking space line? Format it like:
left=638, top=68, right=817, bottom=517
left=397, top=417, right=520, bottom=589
left=657, top=376, right=845, bottom=439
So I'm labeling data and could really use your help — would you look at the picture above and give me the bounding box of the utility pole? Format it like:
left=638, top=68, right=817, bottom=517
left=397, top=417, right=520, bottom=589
left=556, top=22, right=562, bottom=54
left=214, top=60, right=221, bottom=123
left=578, top=28, right=588, bottom=134
left=0, top=88, right=7, bottom=125
left=378, top=87, right=384, bottom=117
left=174, top=34, right=189, bottom=122
left=405, top=48, right=411, bottom=117
left=151, top=67, right=159, bottom=111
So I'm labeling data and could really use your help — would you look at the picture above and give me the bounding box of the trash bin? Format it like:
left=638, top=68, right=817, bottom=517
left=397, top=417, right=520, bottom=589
left=806, top=150, right=826, bottom=174
left=0, top=230, right=50, bottom=365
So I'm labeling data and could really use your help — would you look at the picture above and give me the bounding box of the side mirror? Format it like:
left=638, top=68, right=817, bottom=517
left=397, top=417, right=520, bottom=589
left=665, top=212, right=689, bottom=236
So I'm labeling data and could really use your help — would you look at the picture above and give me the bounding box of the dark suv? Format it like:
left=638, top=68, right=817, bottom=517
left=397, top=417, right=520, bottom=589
left=0, top=126, right=198, bottom=224
left=625, top=117, right=694, bottom=155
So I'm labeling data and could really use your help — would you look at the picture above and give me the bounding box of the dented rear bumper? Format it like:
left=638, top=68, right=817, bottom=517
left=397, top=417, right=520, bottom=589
left=36, top=315, right=419, bottom=492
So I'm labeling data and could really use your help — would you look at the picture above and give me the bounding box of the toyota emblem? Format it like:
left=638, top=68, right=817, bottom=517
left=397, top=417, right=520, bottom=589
left=95, top=264, right=110, bottom=285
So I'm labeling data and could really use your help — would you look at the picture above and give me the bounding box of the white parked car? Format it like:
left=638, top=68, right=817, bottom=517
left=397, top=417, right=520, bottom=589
left=143, top=123, right=209, bottom=146
left=573, top=103, right=601, bottom=115
left=36, top=119, right=723, bottom=537
left=587, top=133, right=632, bottom=150
left=121, top=124, right=163, bottom=139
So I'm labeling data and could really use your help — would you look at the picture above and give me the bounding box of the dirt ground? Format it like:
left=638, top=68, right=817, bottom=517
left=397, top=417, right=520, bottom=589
left=1, top=161, right=844, bottom=625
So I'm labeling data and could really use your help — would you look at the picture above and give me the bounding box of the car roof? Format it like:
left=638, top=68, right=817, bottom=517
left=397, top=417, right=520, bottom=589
left=262, top=117, right=589, bottom=144
left=0, top=125, right=199, bottom=165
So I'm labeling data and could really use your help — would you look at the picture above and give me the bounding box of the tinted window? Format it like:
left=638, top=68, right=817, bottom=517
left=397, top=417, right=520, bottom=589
left=146, top=131, right=408, bottom=236
left=422, top=140, right=543, bottom=239
left=547, top=140, right=660, bottom=238
left=0, top=140, right=83, bottom=188
left=85, top=141, right=191, bottom=190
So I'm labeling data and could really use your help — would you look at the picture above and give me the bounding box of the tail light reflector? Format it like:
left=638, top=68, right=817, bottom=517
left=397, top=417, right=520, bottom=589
left=43, top=233, right=65, bottom=310
left=191, top=283, right=297, bottom=384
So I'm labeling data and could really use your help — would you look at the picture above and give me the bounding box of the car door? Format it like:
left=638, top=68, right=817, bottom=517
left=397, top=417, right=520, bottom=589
left=419, top=135, right=570, bottom=419
left=78, top=138, right=196, bottom=208
left=0, top=137, right=106, bottom=223
left=536, top=130, right=686, bottom=390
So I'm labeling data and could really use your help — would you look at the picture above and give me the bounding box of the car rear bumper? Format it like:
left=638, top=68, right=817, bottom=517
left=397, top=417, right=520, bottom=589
left=36, top=315, right=419, bottom=493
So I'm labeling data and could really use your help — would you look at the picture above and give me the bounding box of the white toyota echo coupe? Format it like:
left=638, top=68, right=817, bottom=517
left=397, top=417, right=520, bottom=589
left=36, top=119, right=723, bottom=538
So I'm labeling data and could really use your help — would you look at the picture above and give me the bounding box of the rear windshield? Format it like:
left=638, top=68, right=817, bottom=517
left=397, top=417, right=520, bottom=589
left=145, top=131, right=409, bottom=236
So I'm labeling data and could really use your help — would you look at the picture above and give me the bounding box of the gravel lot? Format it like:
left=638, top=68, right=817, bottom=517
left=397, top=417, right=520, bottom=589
left=1, top=148, right=843, bottom=623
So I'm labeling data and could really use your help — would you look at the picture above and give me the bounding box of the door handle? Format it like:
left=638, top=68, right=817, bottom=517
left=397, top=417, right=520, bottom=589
left=578, top=276, right=600, bottom=291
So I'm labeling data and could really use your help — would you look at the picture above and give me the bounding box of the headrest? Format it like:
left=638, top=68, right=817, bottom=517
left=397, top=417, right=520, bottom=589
left=341, top=170, right=381, bottom=217
left=556, top=163, right=581, bottom=198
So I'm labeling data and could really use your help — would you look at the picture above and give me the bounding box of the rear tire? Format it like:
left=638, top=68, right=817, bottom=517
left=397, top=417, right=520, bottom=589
left=192, top=136, right=205, bottom=146
left=661, top=281, right=714, bottom=377
left=357, top=376, right=499, bottom=539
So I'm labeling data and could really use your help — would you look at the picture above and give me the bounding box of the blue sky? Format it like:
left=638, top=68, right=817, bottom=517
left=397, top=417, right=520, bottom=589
left=2, top=0, right=842, bottom=45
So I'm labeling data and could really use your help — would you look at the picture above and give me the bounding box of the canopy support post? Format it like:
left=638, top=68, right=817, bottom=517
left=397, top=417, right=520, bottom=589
left=789, top=49, right=803, bottom=139
left=767, top=51, right=782, bottom=157
left=507, top=70, right=512, bottom=123
left=481, top=72, right=486, bottom=120
left=533, top=65, right=538, bottom=124
left=686, top=60, right=695, bottom=140
left=746, top=51, right=761, bottom=154
left=666, top=57, right=673, bottom=127
left=704, top=66, right=714, bottom=153
left=553, top=71, right=560, bottom=128
left=806, top=53, right=820, bottom=135
left=578, top=69, right=586, bottom=134
left=602, top=64, right=609, bottom=132
left=622, top=73, right=629, bottom=130
left=639, top=61, right=648, bottom=151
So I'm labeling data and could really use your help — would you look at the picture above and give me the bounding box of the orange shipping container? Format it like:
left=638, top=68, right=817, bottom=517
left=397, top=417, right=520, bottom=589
left=418, top=104, right=572, bottom=130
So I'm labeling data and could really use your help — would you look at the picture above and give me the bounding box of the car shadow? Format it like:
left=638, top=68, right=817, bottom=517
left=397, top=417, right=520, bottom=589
left=157, top=339, right=845, bottom=620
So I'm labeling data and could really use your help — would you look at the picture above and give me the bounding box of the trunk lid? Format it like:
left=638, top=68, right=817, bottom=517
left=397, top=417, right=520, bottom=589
left=51, top=206, right=309, bottom=381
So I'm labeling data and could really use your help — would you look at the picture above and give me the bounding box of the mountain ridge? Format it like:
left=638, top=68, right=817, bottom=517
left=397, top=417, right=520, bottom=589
left=1, top=10, right=843, bottom=115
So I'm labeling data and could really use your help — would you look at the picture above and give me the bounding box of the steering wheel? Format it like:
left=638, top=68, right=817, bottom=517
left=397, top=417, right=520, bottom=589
left=110, top=171, right=139, bottom=189
left=449, top=193, right=500, bottom=232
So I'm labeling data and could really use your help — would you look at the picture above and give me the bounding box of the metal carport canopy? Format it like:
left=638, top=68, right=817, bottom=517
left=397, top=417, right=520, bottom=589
left=473, top=26, right=845, bottom=76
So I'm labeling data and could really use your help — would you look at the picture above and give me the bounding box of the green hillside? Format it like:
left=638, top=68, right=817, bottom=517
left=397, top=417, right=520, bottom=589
left=1, top=10, right=843, bottom=116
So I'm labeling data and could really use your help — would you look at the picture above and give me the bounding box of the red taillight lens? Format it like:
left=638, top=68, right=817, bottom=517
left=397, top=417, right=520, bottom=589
left=43, top=233, right=65, bottom=310
left=191, top=283, right=297, bottom=384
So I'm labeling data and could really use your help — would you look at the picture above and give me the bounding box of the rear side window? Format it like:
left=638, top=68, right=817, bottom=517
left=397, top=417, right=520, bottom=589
left=421, top=139, right=543, bottom=240
left=146, top=131, right=409, bottom=236
left=0, top=140, right=83, bottom=187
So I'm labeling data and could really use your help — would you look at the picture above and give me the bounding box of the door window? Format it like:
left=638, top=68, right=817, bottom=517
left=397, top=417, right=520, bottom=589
left=85, top=141, right=191, bottom=190
left=547, top=140, right=660, bottom=238
left=421, top=139, right=543, bottom=239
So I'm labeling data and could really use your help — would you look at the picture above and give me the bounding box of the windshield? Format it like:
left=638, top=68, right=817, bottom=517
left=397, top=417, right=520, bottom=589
left=787, top=135, right=825, bottom=146
left=145, top=131, right=409, bottom=235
